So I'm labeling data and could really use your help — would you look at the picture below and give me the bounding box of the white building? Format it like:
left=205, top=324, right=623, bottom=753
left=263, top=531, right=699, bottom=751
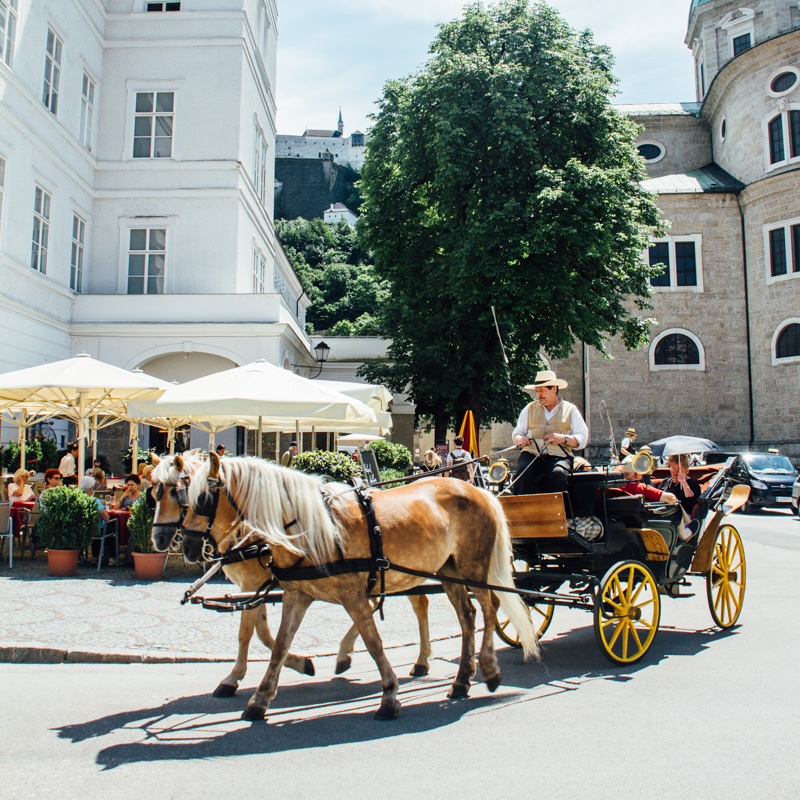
left=276, top=110, right=367, bottom=169
left=0, top=0, right=319, bottom=452
left=323, top=202, right=357, bottom=227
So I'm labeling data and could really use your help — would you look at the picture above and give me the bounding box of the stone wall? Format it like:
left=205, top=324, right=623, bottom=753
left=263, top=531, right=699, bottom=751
left=274, top=158, right=348, bottom=220
left=635, top=114, right=712, bottom=178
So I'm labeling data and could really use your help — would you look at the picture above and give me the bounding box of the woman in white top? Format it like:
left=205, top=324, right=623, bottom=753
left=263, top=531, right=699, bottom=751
left=58, top=442, right=78, bottom=479
left=9, top=468, right=35, bottom=504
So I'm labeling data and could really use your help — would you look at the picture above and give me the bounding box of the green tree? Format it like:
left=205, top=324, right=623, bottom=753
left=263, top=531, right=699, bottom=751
left=276, top=218, right=386, bottom=333
left=358, top=0, right=663, bottom=439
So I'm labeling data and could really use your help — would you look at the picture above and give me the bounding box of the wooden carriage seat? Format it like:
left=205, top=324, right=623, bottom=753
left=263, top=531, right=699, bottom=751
left=499, top=493, right=569, bottom=539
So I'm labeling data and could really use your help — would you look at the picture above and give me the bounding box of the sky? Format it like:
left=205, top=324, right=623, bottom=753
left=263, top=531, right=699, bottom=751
left=275, top=0, right=698, bottom=136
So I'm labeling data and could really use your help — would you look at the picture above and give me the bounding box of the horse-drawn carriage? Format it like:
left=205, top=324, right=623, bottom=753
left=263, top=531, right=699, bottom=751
left=495, top=460, right=748, bottom=663
left=150, top=451, right=747, bottom=720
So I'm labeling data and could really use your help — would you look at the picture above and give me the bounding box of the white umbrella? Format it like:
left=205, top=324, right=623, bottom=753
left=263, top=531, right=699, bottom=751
left=0, top=354, right=168, bottom=477
left=126, top=360, right=378, bottom=457
left=315, top=380, right=393, bottom=412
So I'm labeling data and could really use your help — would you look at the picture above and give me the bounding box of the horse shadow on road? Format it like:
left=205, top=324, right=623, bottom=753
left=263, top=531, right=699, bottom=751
left=54, top=620, right=739, bottom=770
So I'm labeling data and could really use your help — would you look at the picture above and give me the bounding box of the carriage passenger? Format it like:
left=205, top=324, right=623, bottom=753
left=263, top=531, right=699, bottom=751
left=657, top=454, right=702, bottom=517
left=618, top=458, right=700, bottom=541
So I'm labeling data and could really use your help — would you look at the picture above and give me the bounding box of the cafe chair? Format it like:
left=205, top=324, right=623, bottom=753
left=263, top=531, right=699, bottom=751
left=0, top=504, right=14, bottom=568
left=22, top=508, right=40, bottom=559
left=93, top=516, right=119, bottom=572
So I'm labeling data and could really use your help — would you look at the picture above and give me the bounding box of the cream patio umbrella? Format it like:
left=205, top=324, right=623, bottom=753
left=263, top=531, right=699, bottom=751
left=125, top=360, right=378, bottom=457
left=0, top=354, right=169, bottom=478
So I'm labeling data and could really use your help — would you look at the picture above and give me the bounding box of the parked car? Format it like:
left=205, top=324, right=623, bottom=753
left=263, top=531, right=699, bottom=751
left=791, top=475, right=800, bottom=516
left=705, top=451, right=798, bottom=512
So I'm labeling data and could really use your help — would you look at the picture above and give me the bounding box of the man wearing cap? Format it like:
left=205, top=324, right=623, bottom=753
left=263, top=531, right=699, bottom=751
left=511, top=370, right=589, bottom=496
left=281, top=441, right=298, bottom=467
left=620, top=428, right=637, bottom=459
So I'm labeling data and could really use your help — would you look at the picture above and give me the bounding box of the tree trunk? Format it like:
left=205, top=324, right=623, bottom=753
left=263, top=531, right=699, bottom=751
left=433, top=402, right=450, bottom=445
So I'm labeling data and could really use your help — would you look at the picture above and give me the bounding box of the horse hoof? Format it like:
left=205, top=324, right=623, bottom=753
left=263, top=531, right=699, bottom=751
left=485, top=673, right=502, bottom=693
left=447, top=685, right=470, bottom=700
left=373, top=702, right=401, bottom=721
left=241, top=704, right=267, bottom=722
left=335, top=657, right=352, bottom=675
left=410, top=664, right=429, bottom=677
left=304, top=658, right=315, bottom=677
left=212, top=684, right=237, bottom=698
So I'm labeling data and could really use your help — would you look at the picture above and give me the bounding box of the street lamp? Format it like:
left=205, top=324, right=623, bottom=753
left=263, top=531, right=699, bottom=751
left=309, top=340, right=331, bottom=379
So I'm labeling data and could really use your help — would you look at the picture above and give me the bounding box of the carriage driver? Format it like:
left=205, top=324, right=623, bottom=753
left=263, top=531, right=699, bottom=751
left=511, top=370, right=588, bottom=497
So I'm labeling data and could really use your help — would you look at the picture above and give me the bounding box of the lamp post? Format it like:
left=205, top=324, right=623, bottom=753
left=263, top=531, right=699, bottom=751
left=309, top=340, right=331, bottom=379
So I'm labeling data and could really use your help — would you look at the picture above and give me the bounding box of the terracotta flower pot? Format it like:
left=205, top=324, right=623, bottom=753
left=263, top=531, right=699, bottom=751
left=133, top=551, right=168, bottom=580
left=47, top=549, right=80, bottom=577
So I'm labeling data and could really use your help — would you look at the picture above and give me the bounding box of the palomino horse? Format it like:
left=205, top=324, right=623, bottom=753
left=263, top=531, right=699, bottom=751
left=179, top=452, right=538, bottom=721
left=149, top=454, right=434, bottom=697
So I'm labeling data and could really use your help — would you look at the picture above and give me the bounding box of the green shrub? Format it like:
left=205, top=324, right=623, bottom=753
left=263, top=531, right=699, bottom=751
left=38, top=439, right=59, bottom=471
left=122, top=447, right=156, bottom=474
left=36, top=486, right=98, bottom=550
left=291, top=450, right=363, bottom=482
left=379, top=468, right=407, bottom=484
left=128, top=495, right=155, bottom=553
left=367, top=440, right=412, bottom=471
left=3, top=439, right=43, bottom=471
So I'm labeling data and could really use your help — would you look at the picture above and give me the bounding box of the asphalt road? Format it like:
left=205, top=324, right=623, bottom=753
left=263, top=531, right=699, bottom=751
left=3, top=509, right=799, bottom=800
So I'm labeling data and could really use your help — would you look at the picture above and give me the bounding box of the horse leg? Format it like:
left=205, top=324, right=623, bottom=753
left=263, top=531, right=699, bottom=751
left=334, top=620, right=361, bottom=675
left=243, top=592, right=314, bottom=722
left=213, top=608, right=258, bottom=697
left=342, top=594, right=401, bottom=720
left=440, top=579, right=477, bottom=699
left=408, top=594, right=432, bottom=677
left=254, top=604, right=315, bottom=676
left=471, top=588, right=502, bottom=693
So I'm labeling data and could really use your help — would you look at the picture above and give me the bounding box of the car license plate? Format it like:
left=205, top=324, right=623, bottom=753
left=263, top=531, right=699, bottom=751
left=776, top=496, right=792, bottom=503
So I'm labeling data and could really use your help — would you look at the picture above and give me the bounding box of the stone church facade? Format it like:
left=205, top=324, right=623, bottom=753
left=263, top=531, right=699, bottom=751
left=517, top=0, right=800, bottom=460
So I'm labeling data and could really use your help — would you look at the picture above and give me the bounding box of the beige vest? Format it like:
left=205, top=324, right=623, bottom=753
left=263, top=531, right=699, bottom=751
left=521, top=400, right=576, bottom=456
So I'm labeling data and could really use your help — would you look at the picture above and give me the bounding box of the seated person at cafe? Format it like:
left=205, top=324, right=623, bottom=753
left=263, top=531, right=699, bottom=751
left=618, top=457, right=699, bottom=541
left=92, top=468, right=107, bottom=491
left=656, top=454, right=702, bottom=517
left=113, top=474, right=141, bottom=509
left=81, top=476, right=115, bottom=565
left=138, top=464, right=154, bottom=494
left=9, top=469, right=35, bottom=504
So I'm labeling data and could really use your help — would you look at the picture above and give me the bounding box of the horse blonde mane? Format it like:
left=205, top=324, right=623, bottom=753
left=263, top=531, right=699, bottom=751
left=151, top=451, right=203, bottom=485
left=188, top=456, right=345, bottom=562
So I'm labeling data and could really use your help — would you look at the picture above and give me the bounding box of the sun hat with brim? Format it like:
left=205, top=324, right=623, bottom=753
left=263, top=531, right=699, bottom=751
left=524, top=370, right=568, bottom=391
left=626, top=428, right=636, bottom=436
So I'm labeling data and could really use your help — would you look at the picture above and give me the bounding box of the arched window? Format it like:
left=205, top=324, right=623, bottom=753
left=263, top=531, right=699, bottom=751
left=776, top=323, right=800, bottom=359
left=649, top=329, right=705, bottom=372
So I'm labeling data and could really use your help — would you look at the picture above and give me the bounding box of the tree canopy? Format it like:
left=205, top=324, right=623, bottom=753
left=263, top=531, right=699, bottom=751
left=358, top=0, right=663, bottom=437
left=275, top=217, right=387, bottom=334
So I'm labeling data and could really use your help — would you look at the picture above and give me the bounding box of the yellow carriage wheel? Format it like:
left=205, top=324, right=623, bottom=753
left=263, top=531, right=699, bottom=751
left=495, top=601, right=555, bottom=647
left=495, top=560, right=555, bottom=647
left=706, top=524, right=746, bottom=629
left=594, top=561, right=660, bottom=665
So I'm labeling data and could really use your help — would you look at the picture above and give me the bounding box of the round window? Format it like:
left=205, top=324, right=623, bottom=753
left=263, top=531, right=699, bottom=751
left=721, top=118, right=727, bottom=140
left=637, top=143, right=663, bottom=162
left=771, top=71, right=798, bottom=94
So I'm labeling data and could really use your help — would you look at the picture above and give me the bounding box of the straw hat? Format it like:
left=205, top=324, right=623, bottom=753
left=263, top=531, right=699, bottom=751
left=524, top=370, right=568, bottom=391
left=625, top=428, right=636, bottom=437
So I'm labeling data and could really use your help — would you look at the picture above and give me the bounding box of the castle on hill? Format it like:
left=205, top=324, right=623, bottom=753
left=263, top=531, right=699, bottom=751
left=276, top=109, right=367, bottom=170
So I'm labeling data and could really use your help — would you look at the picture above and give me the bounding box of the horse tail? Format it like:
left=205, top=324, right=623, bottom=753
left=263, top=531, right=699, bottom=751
left=486, top=495, right=540, bottom=661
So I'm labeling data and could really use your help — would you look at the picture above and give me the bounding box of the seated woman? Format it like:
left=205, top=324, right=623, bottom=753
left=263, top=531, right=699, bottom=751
left=656, top=454, right=702, bottom=517
left=419, top=449, right=442, bottom=474
left=9, top=469, right=35, bottom=504
left=80, top=476, right=115, bottom=565
left=92, top=468, right=107, bottom=492
left=617, top=458, right=699, bottom=542
left=138, top=464, right=154, bottom=494
left=113, top=474, right=141, bottom=509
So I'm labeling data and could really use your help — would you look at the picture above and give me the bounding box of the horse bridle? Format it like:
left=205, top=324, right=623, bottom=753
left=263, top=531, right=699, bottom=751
left=153, top=472, right=247, bottom=562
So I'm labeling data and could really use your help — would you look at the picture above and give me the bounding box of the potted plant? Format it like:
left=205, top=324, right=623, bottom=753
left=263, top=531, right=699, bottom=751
left=128, top=495, right=167, bottom=580
left=36, top=485, right=97, bottom=576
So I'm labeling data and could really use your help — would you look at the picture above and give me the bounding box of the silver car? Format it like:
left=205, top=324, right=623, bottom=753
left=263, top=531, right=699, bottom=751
left=792, top=476, right=800, bottom=516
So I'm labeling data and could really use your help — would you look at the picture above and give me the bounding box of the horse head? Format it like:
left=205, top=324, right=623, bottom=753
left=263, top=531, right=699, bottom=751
left=150, top=452, right=200, bottom=553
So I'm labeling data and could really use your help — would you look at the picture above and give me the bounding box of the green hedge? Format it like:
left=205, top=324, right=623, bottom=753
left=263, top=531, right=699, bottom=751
left=36, top=486, right=98, bottom=550
left=291, top=450, right=363, bottom=482
left=367, top=440, right=412, bottom=471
